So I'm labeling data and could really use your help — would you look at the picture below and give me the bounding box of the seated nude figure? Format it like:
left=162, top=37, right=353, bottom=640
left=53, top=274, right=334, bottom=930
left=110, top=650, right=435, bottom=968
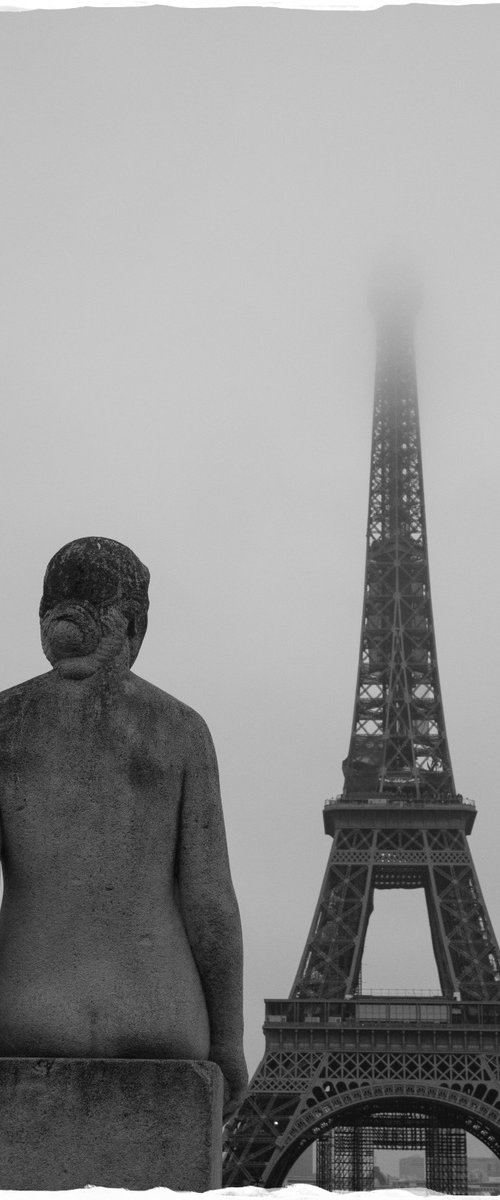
left=0, top=537, right=247, bottom=1115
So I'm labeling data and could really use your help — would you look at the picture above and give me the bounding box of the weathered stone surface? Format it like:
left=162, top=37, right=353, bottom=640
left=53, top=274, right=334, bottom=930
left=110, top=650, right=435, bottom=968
left=0, top=537, right=247, bottom=1119
left=0, top=1057, right=223, bottom=1190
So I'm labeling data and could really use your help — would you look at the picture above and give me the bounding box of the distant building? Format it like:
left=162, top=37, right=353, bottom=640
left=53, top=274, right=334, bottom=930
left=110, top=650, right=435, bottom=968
left=468, top=1156, right=500, bottom=1191
left=399, top=1154, right=425, bottom=1185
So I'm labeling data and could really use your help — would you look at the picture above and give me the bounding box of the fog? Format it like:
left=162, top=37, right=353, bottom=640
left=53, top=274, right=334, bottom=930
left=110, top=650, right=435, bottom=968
left=0, top=7, right=499, bottom=1087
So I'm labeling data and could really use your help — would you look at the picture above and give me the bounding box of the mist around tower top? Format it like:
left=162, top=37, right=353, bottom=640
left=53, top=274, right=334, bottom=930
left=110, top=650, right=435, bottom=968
left=368, top=254, right=422, bottom=328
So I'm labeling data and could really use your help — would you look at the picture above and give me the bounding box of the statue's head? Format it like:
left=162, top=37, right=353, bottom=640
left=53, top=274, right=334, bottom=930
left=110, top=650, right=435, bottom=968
left=40, top=537, right=150, bottom=674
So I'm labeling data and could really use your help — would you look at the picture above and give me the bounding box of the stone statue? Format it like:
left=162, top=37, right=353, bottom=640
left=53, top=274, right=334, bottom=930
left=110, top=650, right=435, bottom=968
left=0, top=537, right=248, bottom=1118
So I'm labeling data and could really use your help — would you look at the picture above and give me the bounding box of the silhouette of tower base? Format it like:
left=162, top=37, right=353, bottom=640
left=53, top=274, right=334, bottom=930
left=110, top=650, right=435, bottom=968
left=223, top=797, right=500, bottom=1187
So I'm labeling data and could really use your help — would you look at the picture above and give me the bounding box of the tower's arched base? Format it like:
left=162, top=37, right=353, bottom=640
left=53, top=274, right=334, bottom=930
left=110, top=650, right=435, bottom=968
left=245, top=1090, right=500, bottom=1192
left=223, top=1008, right=500, bottom=1191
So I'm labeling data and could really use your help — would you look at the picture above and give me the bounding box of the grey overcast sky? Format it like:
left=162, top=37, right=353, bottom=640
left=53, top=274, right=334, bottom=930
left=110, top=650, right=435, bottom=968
left=1, top=6, right=500, bottom=1079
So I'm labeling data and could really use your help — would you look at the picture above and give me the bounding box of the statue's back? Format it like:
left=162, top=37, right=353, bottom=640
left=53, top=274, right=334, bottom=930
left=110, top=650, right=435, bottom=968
left=0, top=670, right=210, bottom=1059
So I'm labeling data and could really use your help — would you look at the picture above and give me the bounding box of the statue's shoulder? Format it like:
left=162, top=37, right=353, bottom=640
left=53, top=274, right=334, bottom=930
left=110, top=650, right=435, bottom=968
left=0, top=672, right=51, bottom=742
left=0, top=671, right=50, bottom=705
left=127, top=672, right=214, bottom=744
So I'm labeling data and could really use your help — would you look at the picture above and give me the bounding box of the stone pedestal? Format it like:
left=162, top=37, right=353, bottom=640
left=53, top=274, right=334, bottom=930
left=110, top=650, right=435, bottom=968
left=0, top=1057, right=223, bottom=1190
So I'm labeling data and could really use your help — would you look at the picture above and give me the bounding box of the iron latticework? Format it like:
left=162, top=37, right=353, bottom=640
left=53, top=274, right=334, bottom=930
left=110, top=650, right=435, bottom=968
left=343, top=299, right=453, bottom=803
left=317, top=1112, right=467, bottom=1192
left=223, top=280, right=500, bottom=1191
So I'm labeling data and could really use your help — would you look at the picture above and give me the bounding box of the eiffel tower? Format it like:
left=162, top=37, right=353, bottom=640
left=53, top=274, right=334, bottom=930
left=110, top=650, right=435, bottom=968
left=223, top=275, right=500, bottom=1192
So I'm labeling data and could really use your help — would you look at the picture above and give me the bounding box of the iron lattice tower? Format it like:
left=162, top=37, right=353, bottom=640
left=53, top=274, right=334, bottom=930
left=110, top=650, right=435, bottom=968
left=223, top=279, right=500, bottom=1191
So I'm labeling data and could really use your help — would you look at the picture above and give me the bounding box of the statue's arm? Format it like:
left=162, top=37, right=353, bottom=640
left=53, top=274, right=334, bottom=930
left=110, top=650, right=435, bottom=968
left=177, top=713, right=248, bottom=1116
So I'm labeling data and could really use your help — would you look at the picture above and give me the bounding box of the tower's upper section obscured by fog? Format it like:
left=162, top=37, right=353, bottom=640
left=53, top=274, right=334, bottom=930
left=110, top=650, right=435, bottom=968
left=368, top=257, right=422, bottom=332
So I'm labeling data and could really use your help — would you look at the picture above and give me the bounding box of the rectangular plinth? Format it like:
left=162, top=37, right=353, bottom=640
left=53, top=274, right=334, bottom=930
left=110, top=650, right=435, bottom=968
left=0, top=1057, right=223, bottom=1190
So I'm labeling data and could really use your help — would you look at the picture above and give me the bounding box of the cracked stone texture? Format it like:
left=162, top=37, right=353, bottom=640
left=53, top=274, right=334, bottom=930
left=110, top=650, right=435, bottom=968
left=0, top=537, right=247, bottom=1117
